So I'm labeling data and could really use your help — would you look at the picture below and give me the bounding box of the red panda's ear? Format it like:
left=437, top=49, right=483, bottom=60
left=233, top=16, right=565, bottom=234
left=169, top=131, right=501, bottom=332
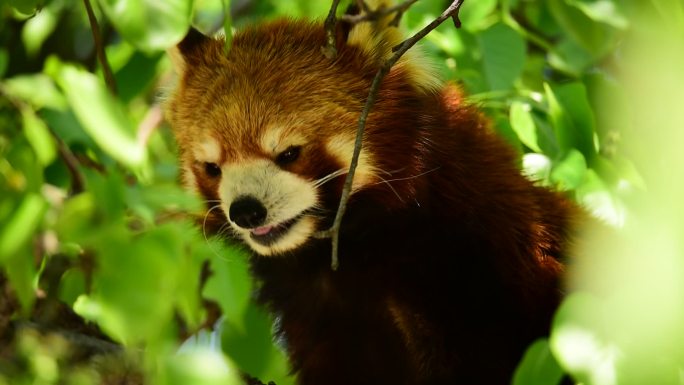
left=168, top=28, right=217, bottom=75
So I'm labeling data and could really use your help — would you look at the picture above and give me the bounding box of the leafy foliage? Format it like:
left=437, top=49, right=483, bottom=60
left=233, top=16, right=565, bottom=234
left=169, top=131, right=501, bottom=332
left=1, top=0, right=683, bottom=384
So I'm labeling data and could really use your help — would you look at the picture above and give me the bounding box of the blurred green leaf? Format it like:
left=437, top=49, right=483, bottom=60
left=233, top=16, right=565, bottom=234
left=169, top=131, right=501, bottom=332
left=75, top=224, right=185, bottom=344
left=21, top=5, right=59, bottom=57
left=3, top=244, right=37, bottom=313
left=6, top=0, right=40, bottom=14
left=575, top=170, right=624, bottom=226
left=510, top=101, right=541, bottom=152
left=567, top=0, right=628, bottom=29
left=0, top=193, right=46, bottom=262
left=512, top=339, right=565, bottom=385
left=221, top=303, right=289, bottom=384
left=478, top=23, right=526, bottom=91
left=97, top=0, right=193, bottom=52
left=2, top=74, right=67, bottom=110
left=544, top=82, right=596, bottom=160
left=547, top=0, right=614, bottom=56
left=551, top=148, right=587, bottom=190
left=203, top=247, right=251, bottom=332
left=164, top=350, right=242, bottom=385
left=459, top=0, right=497, bottom=31
left=21, top=107, right=56, bottom=166
left=53, top=63, right=148, bottom=171
left=551, top=293, right=618, bottom=385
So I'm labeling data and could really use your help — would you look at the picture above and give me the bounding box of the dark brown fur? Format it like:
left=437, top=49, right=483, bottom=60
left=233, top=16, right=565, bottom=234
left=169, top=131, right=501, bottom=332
left=167, top=19, right=578, bottom=385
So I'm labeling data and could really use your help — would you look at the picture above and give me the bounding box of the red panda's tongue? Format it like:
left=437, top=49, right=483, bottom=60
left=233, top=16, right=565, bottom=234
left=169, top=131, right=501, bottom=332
left=251, top=226, right=273, bottom=236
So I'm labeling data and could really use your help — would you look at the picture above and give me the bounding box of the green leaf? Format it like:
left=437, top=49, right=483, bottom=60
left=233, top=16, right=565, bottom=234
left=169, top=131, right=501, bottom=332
left=478, top=23, right=526, bottom=91
left=459, top=0, right=497, bottom=31
left=550, top=293, right=618, bottom=385
left=21, top=5, right=59, bottom=57
left=510, top=101, right=542, bottom=152
left=3, top=74, right=67, bottom=110
left=0, top=193, right=46, bottom=262
left=203, top=245, right=251, bottom=332
left=567, top=0, right=628, bottom=29
left=97, top=0, right=193, bottom=52
left=513, top=339, right=565, bottom=385
left=550, top=148, right=587, bottom=190
left=547, top=0, right=614, bottom=56
left=164, top=350, right=242, bottom=385
left=544, top=82, right=597, bottom=161
left=3, top=244, right=37, bottom=312
left=53, top=63, right=148, bottom=171
left=75, top=224, right=185, bottom=345
left=6, top=0, right=40, bottom=14
left=21, top=107, right=57, bottom=166
left=221, top=304, right=279, bottom=381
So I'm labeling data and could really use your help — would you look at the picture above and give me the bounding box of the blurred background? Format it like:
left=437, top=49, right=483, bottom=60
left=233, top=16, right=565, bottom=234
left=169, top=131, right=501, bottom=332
left=1, top=0, right=682, bottom=384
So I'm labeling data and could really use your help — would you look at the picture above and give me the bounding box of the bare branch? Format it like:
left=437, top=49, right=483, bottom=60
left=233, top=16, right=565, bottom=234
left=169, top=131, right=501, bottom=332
left=320, top=0, right=466, bottom=270
left=51, top=130, right=86, bottom=195
left=83, top=0, right=117, bottom=95
left=321, top=0, right=343, bottom=59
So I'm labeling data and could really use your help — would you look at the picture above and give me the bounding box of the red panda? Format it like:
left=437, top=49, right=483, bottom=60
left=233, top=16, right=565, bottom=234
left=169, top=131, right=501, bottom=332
left=165, top=7, right=578, bottom=385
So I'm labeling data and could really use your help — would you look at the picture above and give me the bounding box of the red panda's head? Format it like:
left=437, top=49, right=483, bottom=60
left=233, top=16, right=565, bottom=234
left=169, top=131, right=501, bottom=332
left=166, top=16, right=440, bottom=256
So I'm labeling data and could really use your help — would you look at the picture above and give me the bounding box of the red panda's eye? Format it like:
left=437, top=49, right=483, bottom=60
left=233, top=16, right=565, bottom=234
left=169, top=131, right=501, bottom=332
left=204, top=162, right=221, bottom=177
left=275, top=146, right=301, bottom=166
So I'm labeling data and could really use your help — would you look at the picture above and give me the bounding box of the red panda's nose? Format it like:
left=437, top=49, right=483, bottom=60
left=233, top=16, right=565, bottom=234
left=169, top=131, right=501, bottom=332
left=229, top=196, right=267, bottom=229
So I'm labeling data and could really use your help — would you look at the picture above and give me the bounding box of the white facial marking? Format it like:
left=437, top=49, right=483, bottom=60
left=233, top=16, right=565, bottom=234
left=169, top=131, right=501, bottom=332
left=325, top=135, right=376, bottom=191
left=218, top=159, right=318, bottom=256
left=193, top=136, right=221, bottom=163
left=260, top=125, right=306, bottom=155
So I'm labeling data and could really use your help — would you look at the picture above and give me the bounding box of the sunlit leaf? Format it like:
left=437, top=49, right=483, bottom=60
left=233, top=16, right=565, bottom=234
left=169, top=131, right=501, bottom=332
left=551, top=148, right=587, bottom=190
left=21, top=5, right=58, bottom=57
left=3, top=74, right=67, bottom=110
left=458, top=0, right=497, bottom=31
left=512, top=339, right=565, bottom=385
left=551, top=293, right=619, bottom=385
left=21, top=107, right=56, bottom=166
left=97, top=0, right=194, bottom=52
left=478, top=23, right=526, bottom=91
left=0, top=193, right=46, bottom=262
left=3, top=244, right=37, bottom=313
left=510, top=101, right=541, bottom=152
left=567, top=0, right=628, bottom=29
left=165, top=350, right=242, bottom=385
left=53, top=63, right=147, bottom=170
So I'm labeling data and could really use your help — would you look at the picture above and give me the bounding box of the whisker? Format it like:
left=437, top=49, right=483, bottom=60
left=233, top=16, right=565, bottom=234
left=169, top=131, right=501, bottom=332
left=373, top=166, right=441, bottom=185
left=312, top=168, right=347, bottom=188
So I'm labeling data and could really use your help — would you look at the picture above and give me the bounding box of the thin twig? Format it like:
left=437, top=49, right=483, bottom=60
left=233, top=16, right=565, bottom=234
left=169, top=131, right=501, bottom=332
left=83, top=0, right=117, bottom=95
left=321, top=0, right=343, bottom=59
left=320, top=0, right=466, bottom=270
left=50, top=128, right=86, bottom=195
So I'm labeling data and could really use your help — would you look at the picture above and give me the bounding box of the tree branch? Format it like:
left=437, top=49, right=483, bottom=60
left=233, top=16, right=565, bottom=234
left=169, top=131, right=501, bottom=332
left=321, top=0, right=343, bottom=59
left=83, top=0, right=117, bottom=95
left=318, top=0, right=466, bottom=270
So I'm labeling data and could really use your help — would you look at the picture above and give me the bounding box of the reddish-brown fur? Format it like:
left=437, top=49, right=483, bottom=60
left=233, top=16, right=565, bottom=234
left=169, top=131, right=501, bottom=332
left=167, top=18, right=578, bottom=385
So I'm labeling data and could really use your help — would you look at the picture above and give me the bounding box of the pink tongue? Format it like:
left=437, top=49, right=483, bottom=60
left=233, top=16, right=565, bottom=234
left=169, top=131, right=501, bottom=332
left=252, top=226, right=273, bottom=236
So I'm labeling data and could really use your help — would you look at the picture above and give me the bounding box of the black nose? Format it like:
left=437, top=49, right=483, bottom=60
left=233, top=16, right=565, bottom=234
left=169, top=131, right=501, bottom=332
left=229, top=196, right=267, bottom=229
